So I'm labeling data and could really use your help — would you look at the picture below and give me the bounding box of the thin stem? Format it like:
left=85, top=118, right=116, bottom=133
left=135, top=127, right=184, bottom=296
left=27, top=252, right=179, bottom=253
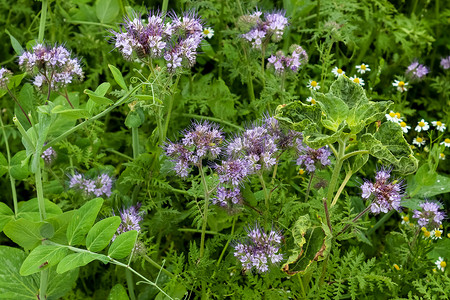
left=336, top=205, right=371, bottom=237
left=0, top=116, right=18, bottom=216
left=366, top=210, right=395, bottom=236
left=132, top=127, right=139, bottom=159
left=326, top=139, right=345, bottom=206
left=298, top=273, right=306, bottom=298
left=178, top=228, right=218, bottom=235
left=305, top=172, right=315, bottom=202
left=258, top=173, right=269, bottom=211
left=316, top=0, right=321, bottom=29
left=12, top=116, right=35, bottom=151
left=35, top=162, right=47, bottom=221
left=216, top=216, right=237, bottom=267
left=63, top=88, right=75, bottom=109
left=323, top=198, right=332, bottom=234
left=181, top=113, right=243, bottom=131
left=38, top=0, right=48, bottom=42
left=162, top=75, right=180, bottom=144
left=64, top=19, right=115, bottom=28
left=142, top=255, right=174, bottom=277
left=199, top=164, right=210, bottom=259
left=7, top=88, right=32, bottom=126
left=331, top=170, right=352, bottom=207
left=126, top=269, right=136, bottom=300
left=105, top=149, right=133, bottom=161
left=341, top=150, right=369, bottom=161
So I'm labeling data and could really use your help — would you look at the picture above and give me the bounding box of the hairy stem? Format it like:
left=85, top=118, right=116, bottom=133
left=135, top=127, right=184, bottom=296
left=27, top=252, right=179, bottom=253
left=162, top=75, right=180, bottom=144
left=323, top=198, right=332, bottom=234
left=305, top=171, right=315, bottom=202
left=216, top=216, right=237, bottom=267
left=336, top=205, right=371, bottom=237
left=326, top=139, right=345, bottom=206
left=199, top=164, right=210, bottom=259
left=38, top=0, right=48, bottom=43
left=142, top=255, right=174, bottom=277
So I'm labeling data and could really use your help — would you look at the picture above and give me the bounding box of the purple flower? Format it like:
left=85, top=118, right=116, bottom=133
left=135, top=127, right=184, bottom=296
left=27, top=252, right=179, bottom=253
left=412, top=201, right=446, bottom=229
left=215, top=159, right=252, bottom=186
left=68, top=172, right=113, bottom=198
left=441, top=56, right=450, bottom=70
left=117, top=204, right=144, bottom=233
left=18, top=44, right=83, bottom=90
left=0, top=68, right=12, bottom=88
left=164, top=121, right=224, bottom=178
left=267, top=45, right=308, bottom=74
left=360, top=168, right=404, bottom=214
left=41, top=146, right=57, bottom=165
left=406, top=61, right=429, bottom=80
left=296, top=138, right=331, bottom=173
left=211, top=186, right=243, bottom=208
left=241, top=10, right=288, bottom=49
left=234, top=224, right=283, bottom=273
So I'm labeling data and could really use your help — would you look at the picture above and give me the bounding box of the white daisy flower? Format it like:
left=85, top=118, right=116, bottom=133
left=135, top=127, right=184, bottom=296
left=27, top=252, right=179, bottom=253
left=399, top=121, right=411, bottom=133
left=413, top=137, right=426, bottom=147
left=331, top=67, right=345, bottom=77
left=385, top=111, right=402, bottom=123
left=400, top=214, right=410, bottom=225
left=439, top=153, right=446, bottom=160
left=349, top=76, right=364, bottom=86
left=202, top=27, right=214, bottom=39
left=432, top=121, right=446, bottom=132
left=393, top=80, right=408, bottom=92
left=415, top=119, right=429, bottom=132
left=356, top=63, right=370, bottom=74
left=435, top=257, right=446, bottom=272
left=432, top=229, right=443, bottom=240
left=441, top=138, right=450, bottom=147
left=306, top=97, right=316, bottom=105
left=307, top=80, right=320, bottom=90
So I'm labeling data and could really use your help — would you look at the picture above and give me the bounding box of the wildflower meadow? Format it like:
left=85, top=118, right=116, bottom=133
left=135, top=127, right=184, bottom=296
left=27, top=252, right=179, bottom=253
left=1, top=0, right=450, bottom=299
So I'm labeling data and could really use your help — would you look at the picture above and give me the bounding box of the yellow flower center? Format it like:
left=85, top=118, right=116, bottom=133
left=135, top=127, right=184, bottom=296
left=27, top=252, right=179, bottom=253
left=424, top=231, right=431, bottom=237
left=337, top=68, right=343, bottom=74
left=441, top=261, right=447, bottom=268
left=311, top=80, right=317, bottom=87
left=311, top=99, right=316, bottom=104
left=419, top=121, right=425, bottom=127
left=445, top=138, right=450, bottom=143
left=353, top=78, right=360, bottom=84
left=416, top=137, right=423, bottom=143
left=203, top=29, right=210, bottom=34
left=399, top=81, right=405, bottom=87
left=393, top=264, right=400, bottom=271
left=436, top=121, right=442, bottom=126
left=389, top=112, right=395, bottom=117
left=403, top=216, right=409, bottom=222
left=299, top=168, right=305, bottom=175
left=440, top=153, right=445, bottom=158
left=361, top=64, right=366, bottom=70
left=435, top=230, right=442, bottom=237
left=395, top=113, right=401, bottom=118
left=400, top=121, right=407, bottom=127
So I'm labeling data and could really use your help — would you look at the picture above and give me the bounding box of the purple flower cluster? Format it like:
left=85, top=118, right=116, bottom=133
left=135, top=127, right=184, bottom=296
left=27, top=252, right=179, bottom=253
left=165, top=121, right=224, bottom=177
left=296, top=138, right=331, bottom=173
left=69, top=172, right=113, bottom=197
left=412, top=201, right=446, bottom=229
left=241, top=10, right=288, bottom=49
left=441, top=56, right=450, bottom=70
left=360, top=168, right=404, bottom=214
left=41, top=147, right=56, bottom=164
left=117, top=204, right=144, bottom=233
left=0, top=67, right=12, bottom=88
left=18, top=44, right=83, bottom=90
left=111, top=10, right=205, bottom=72
left=267, top=45, right=308, bottom=74
left=234, top=224, right=283, bottom=273
left=406, top=61, right=429, bottom=80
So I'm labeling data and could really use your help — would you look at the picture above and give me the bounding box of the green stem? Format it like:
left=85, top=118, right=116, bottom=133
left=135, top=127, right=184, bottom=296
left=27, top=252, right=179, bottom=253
left=142, top=255, right=174, bottom=277
left=181, top=113, right=243, bottom=131
left=132, top=127, right=139, bottom=159
left=178, top=228, right=218, bottom=235
left=105, top=149, right=133, bottom=161
left=35, top=162, right=46, bottom=221
left=216, top=217, right=237, bottom=267
left=126, top=269, right=136, bottom=300
left=38, top=0, right=48, bottom=42
left=44, top=84, right=141, bottom=150
left=162, top=0, right=169, bottom=12
left=12, top=117, right=35, bottom=149
left=316, top=0, right=321, bottom=29
left=199, top=164, right=210, bottom=259
left=64, top=19, right=115, bottom=28
left=0, top=116, right=18, bottom=217
left=305, top=171, right=315, bottom=202
left=331, top=169, right=352, bottom=207
left=366, top=210, right=395, bottom=236
left=39, top=269, right=48, bottom=300
left=323, top=198, right=332, bottom=234
left=162, top=76, right=179, bottom=144
left=336, top=205, right=371, bottom=237
left=326, top=139, right=345, bottom=206
left=298, top=274, right=306, bottom=298
left=341, top=150, right=369, bottom=161
left=258, top=173, right=269, bottom=211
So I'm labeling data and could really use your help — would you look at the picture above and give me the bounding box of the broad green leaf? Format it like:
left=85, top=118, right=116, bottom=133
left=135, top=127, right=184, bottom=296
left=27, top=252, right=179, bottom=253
left=108, top=64, right=128, bottom=91
left=5, top=29, right=23, bottom=55
left=315, top=93, right=349, bottom=132
left=0, top=246, right=39, bottom=299
left=108, top=230, right=138, bottom=259
left=275, top=101, right=322, bottom=133
left=0, top=73, right=27, bottom=99
left=48, top=93, right=79, bottom=136
left=66, top=198, right=104, bottom=246
left=406, top=174, right=450, bottom=198
left=16, top=83, right=34, bottom=130
left=108, top=284, right=130, bottom=300
left=0, top=152, right=7, bottom=177
left=56, top=252, right=110, bottom=274
left=86, top=216, right=121, bottom=252
left=46, top=267, right=79, bottom=300
left=305, top=122, right=349, bottom=149
left=17, top=198, right=63, bottom=221
left=96, top=0, right=120, bottom=23
left=10, top=150, right=31, bottom=180
left=40, top=222, right=55, bottom=239
left=201, top=40, right=217, bottom=61
left=95, top=82, right=111, bottom=96
left=51, top=105, right=90, bottom=119
left=20, top=245, right=68, bottom=276
left=124, top=108, right=145, bottom=129
left=84, top=89, right=114, bottom=105
left=361, top=121, right=418, bottom=175
left=47, top=210, right=75, bottom=244
left=0, top=203, right=14, bottom=232
left=3, top=219, right=44, bottom=250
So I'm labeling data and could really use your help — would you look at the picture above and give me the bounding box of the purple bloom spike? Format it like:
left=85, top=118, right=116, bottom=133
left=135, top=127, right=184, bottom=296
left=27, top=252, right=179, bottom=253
left=441, top=56, right=450, bottom=70
left=41, top=146, right=57, bottom=165
left=0, top=68, right=12, bottom=88
left=241, top=10, right=288, bottom=49
left=412, top=200, right=446, bottom=229
left=68, top=172, right=113, bottom=198
left=406, top=61, right=429, bottom=80
left=296, top=138, right=331, bottom=173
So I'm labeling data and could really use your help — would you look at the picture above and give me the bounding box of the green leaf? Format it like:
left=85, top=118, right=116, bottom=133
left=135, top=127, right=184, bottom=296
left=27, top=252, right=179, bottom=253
left=108, top=230, right=138, bottom=259
left=5, top=29, right=23, bottom=55
left=46, top=267, right=79, bottom=300
left=124, top=108, right=145, bottom=129
left=46, top=211, right=75, bottom=244
left=10, top=150, right=31, bottom=180
left=96, top=0, right=120, bottom=23
left=86, top=216, right=121, bottom=252
left=0, top=203, right=14, bottom=232
left=108, top=64, right=128, bottom=91
left=3, top=218, right=44, bottom=250
left=56, top=252, right=110, bottom=274
left=305, top=122, right=349, bottom=149
left=17, top=198, right=63, bottom=221
left=0, top=246, right=39, bottom=299
left=66, top=198, right=104, bottom=246
left=406, top=174, right=450, bottom=198
left=95, top=82, right=111, bottom=96
left=16, top=83, right=34, bottom=130
left=361, top=122, right=418, bottom=175
left=108, top=284, right=130, bottom=300
left=51, top=105, right=90, bottom=119
left=84, top=89, right=114, bottom=105
left=275, top=101, right=322, bottom=133
left=20, top=245, right=68, bottom=276
left=0, top=152, right=7, bottom=177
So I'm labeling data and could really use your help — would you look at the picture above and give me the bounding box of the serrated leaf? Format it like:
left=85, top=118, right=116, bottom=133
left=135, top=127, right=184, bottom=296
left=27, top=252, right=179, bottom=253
left=66, top=198, right=104, bottom=246
left=96, top=0, right=120, bottom=24
left=108, top=64, right=128, bottom=91
left=56, top=252, right=110, bottom=274
left=86, top=216, right=121, bottom=252
left=51, top=105, right=89, bottom=119
left=20, top=245, right=68, bottom=276
left=84, top=89, right=114, bottom=105
left=108, top=230, right=138, bottom=259
left=3, top=218, right=44, bottom=250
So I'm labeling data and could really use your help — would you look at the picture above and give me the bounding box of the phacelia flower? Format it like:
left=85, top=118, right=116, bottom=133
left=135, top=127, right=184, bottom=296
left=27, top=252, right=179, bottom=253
left=392, top=80, right=408, bottom=92
left=356, top=63, right=370, bottom=74
left=399, top=121, right=411, bottom=133
left=432, top=121, right=446, bottom=132
left=69, top=172, right=113, bottom=197
left=234, top=224, right=283, bottom=273
left=386, top=111, right=402, bottom=123
left=306, top=97, right=316, bottom=105
left=0, top=68, right=12, bottom=88
left=241, top=10, right=288, bottom=49
left=360, top=168, right=404, bottom=214
left=267, top=45, right=308, bottom=74
left=415, top=119, right=429, bottom=132
left=215, top=159, right=252, bottom=187
left=331, top=66, right=345, bottom=77
left=296, top=138, right=331, bottom=173
left=412, top=200, right=446, bottom=229
left=165, top=121, right=224, bottom=178
left=211, top=186, right=243, bottom=208
left=307, top=80, right=320, bottom=90
left=441, top=56, right=450, bottom=70
left=202, top=27, right=214, bottom=39
left=406, top=61, right=429, bottom=80
left=349, top=75, right=364, bottom=86
left=116, top=204, right=144, bottom=234
left=412, top=137, right=426, bottom=147
left=41, top=146, right=57, bottom=165
left=435, top=257, right=446, bottom=272
left=441, top=138, right=450, bottom=148
left=18, top=44, right=83, bottom=90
